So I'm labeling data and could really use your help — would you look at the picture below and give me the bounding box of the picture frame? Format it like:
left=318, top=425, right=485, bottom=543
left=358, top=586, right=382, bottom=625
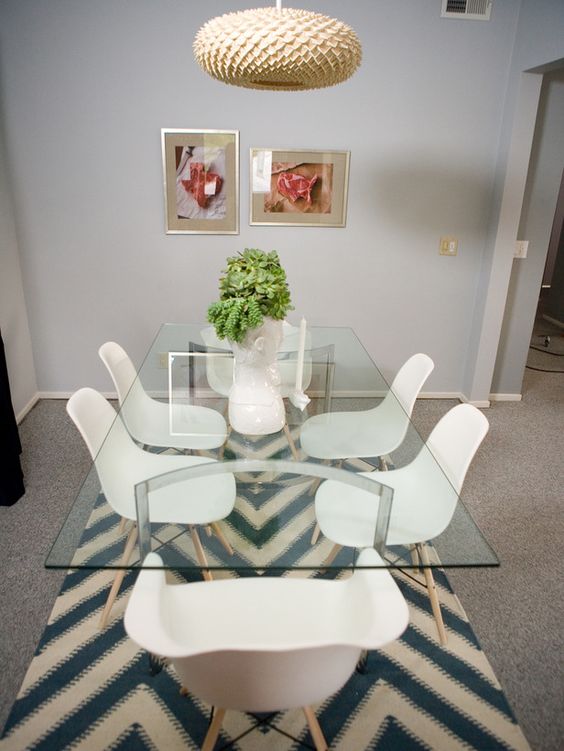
left=250, top=148, right=350, bottom=227
left=161, top=129, right=239, bottom=234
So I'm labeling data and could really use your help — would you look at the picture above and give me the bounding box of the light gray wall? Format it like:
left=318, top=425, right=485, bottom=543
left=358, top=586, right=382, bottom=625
left=492, top=71, right=564, bottom=394
left=0, top=0, right=562, bottom=398
left=462, top=1, right=564, bottom=401
left=0, top=105, right=37, bottom=417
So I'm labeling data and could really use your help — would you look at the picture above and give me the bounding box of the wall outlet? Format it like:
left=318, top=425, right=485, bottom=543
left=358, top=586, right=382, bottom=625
left=158, top=353, right=169, bottom=368
left=439, top=236, right=458, bottom=256
left=514, top=240, right=529, bottom=258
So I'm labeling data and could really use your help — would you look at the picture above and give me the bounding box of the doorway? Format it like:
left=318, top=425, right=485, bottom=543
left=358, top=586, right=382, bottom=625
left=491, top=67, right=564, bottom=395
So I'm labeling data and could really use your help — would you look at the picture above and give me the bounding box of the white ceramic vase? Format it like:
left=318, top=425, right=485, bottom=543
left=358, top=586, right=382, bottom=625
left=228, top=317, right=285, bottom=435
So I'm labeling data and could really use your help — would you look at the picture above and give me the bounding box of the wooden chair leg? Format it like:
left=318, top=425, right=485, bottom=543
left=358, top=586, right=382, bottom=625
left=323, top=543, right=343, bottom=567
left=202, top=707, right=227, bottom=751
left=283, top=423, right=299, bottom=460
left=99, top=524, right=138, bottom=629
left=211, top=522, right=233, bottom=555
left=218, top=425, right=232, bottom=461
left=417, top=543, right=447, bottom=645
left=117, top=516, right=128, bottom=536
left=308, top=477, right=323, bottom=497
left=190, top=525, right=213, bottom=581
left=303, top=706, right=328, bottom=751
left=379, top=455, right=391, bottom=471
left=308, top=459, right=331, bottom=497
left=311, top=521, right=321, bottom=544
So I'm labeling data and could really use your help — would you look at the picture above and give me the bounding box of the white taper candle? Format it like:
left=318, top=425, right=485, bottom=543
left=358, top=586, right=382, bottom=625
left=295, top=316, right=306, bottom=391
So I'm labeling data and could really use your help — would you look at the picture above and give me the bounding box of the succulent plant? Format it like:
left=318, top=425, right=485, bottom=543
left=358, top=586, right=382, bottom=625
left=207, top=248, right=293, bottom=343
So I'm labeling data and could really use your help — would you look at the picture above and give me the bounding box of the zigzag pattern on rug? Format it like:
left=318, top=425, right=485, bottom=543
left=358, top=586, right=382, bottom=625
left=1, top=562, right=529, bottom=750
left=1, top=434, right=530, bottom=750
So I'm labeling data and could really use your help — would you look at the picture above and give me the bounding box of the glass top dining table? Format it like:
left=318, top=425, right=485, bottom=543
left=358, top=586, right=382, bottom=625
left=46, top=323, right=498, bottom=574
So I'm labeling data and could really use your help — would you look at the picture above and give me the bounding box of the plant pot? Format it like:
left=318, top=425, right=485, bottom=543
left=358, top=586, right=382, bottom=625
left=228, top=317, right=285, bottom=435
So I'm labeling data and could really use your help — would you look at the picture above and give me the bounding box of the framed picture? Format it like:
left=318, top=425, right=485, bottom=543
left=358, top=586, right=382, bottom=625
left=250, top=148, right=350, bottom=227
left=161, top=129, right=239, bottom=234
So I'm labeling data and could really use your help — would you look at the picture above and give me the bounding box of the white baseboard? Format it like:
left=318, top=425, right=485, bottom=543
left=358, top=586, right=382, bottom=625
left=16, top=392, right=40, bottom=424
left=489, top=393, right=522, bottom=402
left=414, top=391, right=489, bottom=406
left=458, top=394, right=491, bottom=408
left=418, top=391, right=464, bottom=401
left=37, top=391, right=117, bottom=400
left=22, top=390, right=521, bottom=423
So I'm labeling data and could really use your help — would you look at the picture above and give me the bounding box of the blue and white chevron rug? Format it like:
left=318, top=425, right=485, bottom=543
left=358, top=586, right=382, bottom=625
left=0, top=441, right=530, bottom=750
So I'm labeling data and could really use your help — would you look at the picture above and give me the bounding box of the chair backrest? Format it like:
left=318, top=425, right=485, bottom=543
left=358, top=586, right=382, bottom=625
left=425, top=402, right=489, bottom=493
left=124, top=548, right=409, bottom=713
left=392, top=403, right=489, bottom=544
left=99, top=341, right=156, bottom=439
left=98, top=341, right=137, bottom=404
left=367, top=353, right=434, bottom=454
left=389, top=353, right=434, bottom=414
left=66, top=387, right=142, bottom=518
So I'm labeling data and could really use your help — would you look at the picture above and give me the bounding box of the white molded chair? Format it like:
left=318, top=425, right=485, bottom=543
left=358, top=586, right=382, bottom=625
left=314, top=403, right=489, bottom=645
left=300, top=353, right=434, bottom=463
left=124, top=547, right=409, bottom=751
left=66, top=387, right=236, bottom=628
left=99, top=341, right=228, bottom=452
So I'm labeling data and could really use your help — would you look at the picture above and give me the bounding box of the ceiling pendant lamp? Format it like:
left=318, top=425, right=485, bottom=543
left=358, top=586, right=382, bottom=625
left=193, top=1, right=362, bottom=91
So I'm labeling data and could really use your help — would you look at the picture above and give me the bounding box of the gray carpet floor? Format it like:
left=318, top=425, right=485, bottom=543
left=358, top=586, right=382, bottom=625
left=1, top=363, right=563, bottom=750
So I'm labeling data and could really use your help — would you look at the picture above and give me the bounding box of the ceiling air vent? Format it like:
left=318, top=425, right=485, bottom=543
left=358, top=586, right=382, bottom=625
left=441, top=0, right=492, bottom=20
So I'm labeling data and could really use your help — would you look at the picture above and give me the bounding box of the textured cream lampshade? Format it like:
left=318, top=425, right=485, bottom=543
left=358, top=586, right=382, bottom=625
left=193, top=6, right=362, bottom=91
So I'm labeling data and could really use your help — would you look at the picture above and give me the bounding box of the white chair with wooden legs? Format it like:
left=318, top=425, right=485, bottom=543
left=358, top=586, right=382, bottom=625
left=98, top=341, right=228, bottom=452
left=314, top=404, right=489, bottom=645
left=301, top=353, right=434, bottom=463
left=124, top=547, right=409, bottom=751
left=66, top=387, right=236, bottom=628
left=302, top=353, right=434, bottom=542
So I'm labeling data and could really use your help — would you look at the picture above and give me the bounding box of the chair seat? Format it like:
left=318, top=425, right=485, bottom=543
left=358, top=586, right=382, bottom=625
left=299, top=354, right=435, bottom=461
left=103, top=447, right=236, bottom=524
left=315, top=465, right=458, bottom=548
left=128, top=399, right=228, bottom=451
left=99, top=341, right=228, bottom=451
left=300, top=408, right=395, bottom=459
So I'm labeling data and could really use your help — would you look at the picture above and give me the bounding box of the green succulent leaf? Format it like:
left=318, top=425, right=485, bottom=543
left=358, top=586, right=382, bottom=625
left=207, top=248, right=294, bottom=343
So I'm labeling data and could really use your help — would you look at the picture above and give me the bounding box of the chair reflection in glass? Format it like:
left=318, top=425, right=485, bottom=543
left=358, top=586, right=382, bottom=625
left=124, top=547, right=409, bottom=751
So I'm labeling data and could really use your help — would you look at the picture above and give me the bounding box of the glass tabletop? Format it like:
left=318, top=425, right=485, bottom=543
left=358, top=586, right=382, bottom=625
left=46, top=323, right=498, bottom=572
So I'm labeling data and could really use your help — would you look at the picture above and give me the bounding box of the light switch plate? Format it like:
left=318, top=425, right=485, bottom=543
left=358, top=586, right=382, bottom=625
left=514, top=240, right=529, bottom=258
left=439, top=236, right=458, bottom=256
